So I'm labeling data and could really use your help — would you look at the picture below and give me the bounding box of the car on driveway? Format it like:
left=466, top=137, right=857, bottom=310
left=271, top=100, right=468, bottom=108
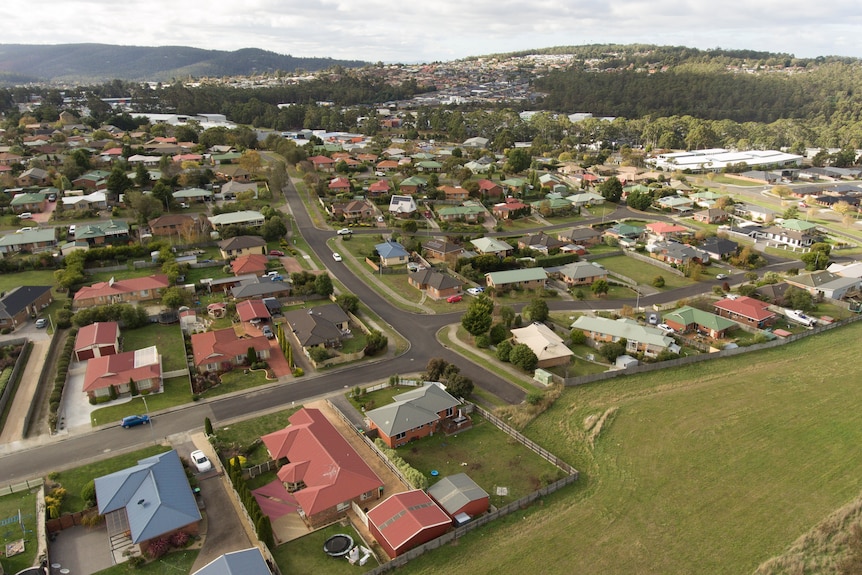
left=716, top=273, right=729, bottom=280
left=190, top=450, right=213, bottom=473
left=262, top=325, right=275, bottom=339
left=447, top=294, right=463, bottom=303
left=269, top=250, right=285, bottom=256
left=336, top=228, right=352, bottom=235
left=332, top=252, right=343, bottom=262
left=18, top=212, right=32, bottom=219
left=121, top=414, right=150, bottom=428
left=657, top=323, right=675, bottom=334
left=466, top=287, right=484, bottom=296
left=35, top=318, right=48, bottom=329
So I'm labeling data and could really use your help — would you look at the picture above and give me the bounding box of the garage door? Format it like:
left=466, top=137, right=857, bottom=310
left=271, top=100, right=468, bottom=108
left=76, top=348, right=95, bottom=361
left=99, top=345, right=116, bottom=356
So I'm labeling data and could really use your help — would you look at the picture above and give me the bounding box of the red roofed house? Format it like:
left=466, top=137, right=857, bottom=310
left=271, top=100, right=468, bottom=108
left=328, top=177, right=351, bottom=192
left=261, top=407, right=383, bottom=528
left=230, top=253, right=269, bottom=276
left=492, top=197, right=530, bottom=220
left=646, top=222, right=690, bottom=240
left=82, top=346, right=162, bottom=400
left=236, top=299, right=270, bottom=324
left=376, top=159, right=399, bottom=172
left=477, top=179, right=503, bottom=199
left=367, top=179, right=391, bottom=198
left=74, top=321, right=120, bottom=361
left=309, top=155, right=335, bottom=172
left=73, top=275, right=170, bottom=309
left=190, top=328, right=271, bottom=374
left=438, top=185, right=469, bottom=201
left=713, top=296, right=777, bottom=329
left=367, top=490, right=452, bottom=558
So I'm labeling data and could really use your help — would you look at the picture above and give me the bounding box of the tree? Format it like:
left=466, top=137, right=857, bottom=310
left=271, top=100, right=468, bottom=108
left=499, top=305, right=515, bottom=328
left=801, top=242, right=831, bottom=271
left=247, top=346, right=257, bottom=366
left=313, top=273, right=333, bottom=297
left=106, top=164, right=133, bottom=200
left=335, top=293, right=359, bottom=314
left=261, top=216, right=287, bottom=242
left=363, top=330, right=387, bottom=356
left=570, top=329, right=586, bottom=345
left=597, top=177, right=623, bottom=203
left=509, top=343, right=538, bottom=372
left=445, top=373, right=474, bottom=398
left=785, top=286, right=815, bottom=312
left=524, top=298, right=549, bottom=323
left=239, top=150, right=262, bottom=175
left=134, top=162, right=151, bottom=188
left=461, top=294, right=494, bottom=336
left=591, top=279, right=610, bottom=297
left=626, top=189, right=653, bottom=211
left=489, top=323, right=508, bottom=345
left=425, top=358, right=448, bottom=381
left=401, top=220, right=418, bottom=234
left=496, top=340, right=513, bottom=362
left=652, top=275, right=665, bottom=288
left=125, top=190, right=162, bottom=224
left=598, top=341, right=627, bottom=362
left=161, top=287, right=189, bottom=309
left=505, top=148, right=531, bottom=173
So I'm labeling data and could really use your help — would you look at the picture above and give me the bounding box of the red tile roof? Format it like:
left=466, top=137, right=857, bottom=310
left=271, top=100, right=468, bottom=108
left=74, top=322, right=119, bottom=351
left=367, top=490, right=451, bottom=554
left=190, top=328, right=270, bottom=368
left=230, top=254, right=269, bottom=276
left=328, top=177, right=351, bottom=189
left=73, top=275, right=170, bottom=303
left=646, top=222, right=689, bottom=234
left=713, top=296, right=775, bottom=321
left=309, top=155, right=334, bottom=165
left=82, top=347, right=161, bottom=393
left=261, top=408, right=383, bottom=517
left=236, top=300, right=270, bottom=322
left=369, top=180, right=390, bottom=192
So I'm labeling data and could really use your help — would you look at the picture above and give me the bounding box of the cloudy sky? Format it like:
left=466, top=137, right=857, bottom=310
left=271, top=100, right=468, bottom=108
left=6, top=0, right=862, bottom=63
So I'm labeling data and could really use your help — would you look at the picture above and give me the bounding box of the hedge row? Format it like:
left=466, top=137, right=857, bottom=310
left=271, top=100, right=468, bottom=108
left=48, top=329, right=78, bottom=430
left=374, top=438, right=429, bottom=490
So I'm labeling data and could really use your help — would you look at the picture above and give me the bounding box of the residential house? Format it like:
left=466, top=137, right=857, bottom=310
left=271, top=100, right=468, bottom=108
left=713, top=296, right=777, bottom=328
left=375, top=240, right=410, bottom=267
left=566, top=192, right=605, bottom=208
left=0, top=229, right=57, bottom=256
left=17, top=167, right=49, bottom=187
left=0, top=286, right=53, bottom=330
left=230, top=253, right=269, bottom=276
left=220, top=180, right=257, bottom=200
left=95, top=450, right=201, bottom=557
left=558, top=226, right=602, bottom=247
left=82, top=346, right=162, bottom=400
left=785, top=270, right=861, bottom=300
left=693, top=208, right=730, bottom=224
left=477, top=179, right=503, bottom=199
left=190, top=328, right=271, bottom=373
left=261, top=407, right=383, bottom=528
left=365, top=382, right=465, bottom=448
left=74, top=321, right=120, bottom=361
left=208, top=210, right=265, bottom=230
left=408, top=269, right=462, bottom=300
left=230, top=278, right=292, bottom=301
left=328, top=176, right=351, bottom=193
left=647, top=241, right=709, bottom=266
left=376, top=159, right=399, bottom=172
left=75, top=220, right=130, bottom=245
left=510, top=322, right=574, bottom=368
left=555, top=261, right=608, bottom=286
left=662, top=306, right=737, bottom=339
left=470, top=237, right=513, bottom=257
left=73, top=170, right=111, bottom=190
left=423, top=239, right=465, bottom=265
left=236, top=299, right=271, bottom=324
left=492, top=197, right=530, bottom=220
left=389, top=195, right=417, bottom=217
left=603, top=223, right=644, bottom=243
left=73, top=275, right=170, bottom=309
left=518, top=232, right=566, bottom=254
left=757, top=226, right=815, bottom=249
left=646, top=222, right=690, bottom=241
left=439, top=185, right=469, bottom=202
left=10, top=191, right=48, bottom=213
left=218, top=235, right=266, bottom=259
left=214, top=164, right=251, bottom=183
left=656, top=195, right=694, bottom=213
left=330, top=199, right=374, bottom=221
left=437, top=205, right=485, bottom=223
left=368, top=490, right=452, bottom=559
left=427, top=473, right=490, bottom=522
left=173, top=188, right=213, bottom=203
left=367, top=179, right=390, bottom=197
left=755, top=282, right=791, bottom=305
left=531, top=196, right=575, bottom=215
left=701, top=236, right=739, bottom=261
left=570, top=316, right=678, bottom=358
left=202, top=274, right=258, bottom=294
left=148, top=214, right=196, bottom=238
left=416, top=160, right=443, bottom=172
left=734, top=203, right=775, bottom=223
left=62, top=191, right=108, bottom=211
left=282, top=303, right=350, bottom=351
left=462, top=136, right=489, bottom=148
left=192, top=548, right=270, bottom=575
left=485, top=268, right=547, bottom=290
left=398, top=176, right=426, bottom=195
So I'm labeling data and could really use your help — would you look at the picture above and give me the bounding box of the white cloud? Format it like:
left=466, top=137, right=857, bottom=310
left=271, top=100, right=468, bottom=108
left=6, top=0, right=862, bottom=63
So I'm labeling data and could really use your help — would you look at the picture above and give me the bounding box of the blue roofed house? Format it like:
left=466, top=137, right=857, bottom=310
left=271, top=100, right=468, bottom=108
left=375, top=240, right=409, bottom=267
left=95, top=450, right=201, bottom=560
left=192, top=548, right=271, bottom=575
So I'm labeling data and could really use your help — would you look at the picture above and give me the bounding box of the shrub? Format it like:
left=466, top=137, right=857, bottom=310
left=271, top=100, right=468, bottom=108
left=570, top=329, right=586, bottom=345
left=170, top=531, right=190, bottom=548
left=475, top=334, right=490, bottom=348
left=127, top=555, right=146, bottom=568
left=652, top=275, right=665, bottom=288
left=147, top=536, right=171, bottom=559
left=526, top=390, right=544, bottom=405
left=81, top=480, right=96, bottom=509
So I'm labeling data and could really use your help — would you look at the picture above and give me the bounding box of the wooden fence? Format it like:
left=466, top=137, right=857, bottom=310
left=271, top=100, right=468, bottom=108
left=0, top=338, right=30, bottom=430
left=0, top=477, right=43, bottom=497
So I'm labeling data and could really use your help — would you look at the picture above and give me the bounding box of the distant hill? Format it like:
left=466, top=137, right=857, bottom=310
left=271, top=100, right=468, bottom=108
left=0, top=44, right=368, bottom=84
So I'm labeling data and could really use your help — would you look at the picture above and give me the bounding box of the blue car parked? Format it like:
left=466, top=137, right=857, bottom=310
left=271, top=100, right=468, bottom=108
left=121, top=414, right=151, bottom=428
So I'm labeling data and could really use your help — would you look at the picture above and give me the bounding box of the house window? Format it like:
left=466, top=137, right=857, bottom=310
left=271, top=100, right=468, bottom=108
left=140, top=290, right=149, bottom=297
left=446, top=407, right=454, bottom=417
left=361, top=491, right=373, bottom=501
left=393, top=432, right=406, bottom=440
left=336, top=501, right=350, bottom=512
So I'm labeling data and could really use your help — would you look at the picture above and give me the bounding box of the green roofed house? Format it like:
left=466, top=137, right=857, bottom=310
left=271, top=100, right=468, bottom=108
left=211, top=151, right=242, bottom=164
left=0, top=228, right=57, bottom=256
left=662, top=306, right=737, bottom=339
left=530, top=197, right=575, bottom=214
left=398, top=175, right=427, bottom=195
left=10, top=191, right=48, bottom=213
left=208, top=210, right=265, bottom=230
left=75, top=220, right=130, bottom=245
left=485, top=268, right=547, bottom=290
left=571, top=316, right=679, bottom=358
left=470, top=237, right=513, bottom=257
left=437, top=205, right=485, bottom=222
left=416, top=160, right=443, bottom=172
left=779, top=218, right=818, bottom=233
left=604, top=223, right=644, bottom=241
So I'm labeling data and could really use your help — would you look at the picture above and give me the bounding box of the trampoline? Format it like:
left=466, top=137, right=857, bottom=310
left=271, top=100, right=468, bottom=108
left=323, top=533, right=354, bottom=557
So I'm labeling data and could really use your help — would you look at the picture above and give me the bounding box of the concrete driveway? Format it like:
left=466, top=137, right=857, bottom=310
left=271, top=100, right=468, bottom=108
left=48, top=524, right=114, bottom=575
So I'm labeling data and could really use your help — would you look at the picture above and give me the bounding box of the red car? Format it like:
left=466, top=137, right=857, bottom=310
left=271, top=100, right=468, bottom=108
left=269, top=250, right=285, bottom=257
left=446, top=294, right=462, bottom=303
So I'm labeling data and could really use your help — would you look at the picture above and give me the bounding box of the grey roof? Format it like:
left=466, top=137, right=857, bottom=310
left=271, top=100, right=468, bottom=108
left=283, top=303, right=349, bottom=347
left=192, top=548, right=270, bottom=575
left=557, top=261, right=607, bottom=281
left=231, top=280, right=291, bottom=299
left=0, top=285, right=52, bottom=320
left=95, top=450, right=201, bottom=544
left=427, top=473, right=489, bottom=516
left=365, top=383, right=460, bottom=437
left=410, top=269, right=461, bottom=291
left=218, top=235, right=266, bottom=250
left=571, top=316, right=674, bottom=348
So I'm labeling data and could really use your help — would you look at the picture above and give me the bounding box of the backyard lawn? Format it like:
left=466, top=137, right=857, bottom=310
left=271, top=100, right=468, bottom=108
left=0, top=490, right=38, bottom=575
left=0, top=269, right=58, bottom=294
left=400, top=319, right=862, bottom=575
left=273, top=522, right=378, bottom=575
left=122, top=324, right=186, bottom=371
left=596, top=254, right=697, bottom=290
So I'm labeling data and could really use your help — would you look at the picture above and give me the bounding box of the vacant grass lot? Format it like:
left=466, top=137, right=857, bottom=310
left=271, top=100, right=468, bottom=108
left=597, top=254, right=697, bottom=290
left=122, top=323, right=186, bottom=371
left=0, top=490, right=38, bottom=574
left=401, top=320, right=862, bottom=575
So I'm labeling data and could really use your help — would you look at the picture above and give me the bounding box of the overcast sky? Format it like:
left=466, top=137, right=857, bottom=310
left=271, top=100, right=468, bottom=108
left=6, top=1, right=862, bottom=63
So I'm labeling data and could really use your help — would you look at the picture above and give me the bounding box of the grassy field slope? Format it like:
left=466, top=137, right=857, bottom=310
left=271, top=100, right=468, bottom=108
left=402, top=321, right=862, bottom=575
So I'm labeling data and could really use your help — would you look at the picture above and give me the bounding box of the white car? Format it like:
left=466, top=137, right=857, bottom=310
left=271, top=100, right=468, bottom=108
left=716, top=273, right=729, bottom=280
left=657, top=323, right=675, bottom=334
left=18, top=212, right=32, bottom=219
left=332, top=252, right=343, bottom=262
left=467, top=287, right=484, bottom=296
left=336, top=228, right=352, bottom=235
left=190, top=450, right=213, bottom=473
